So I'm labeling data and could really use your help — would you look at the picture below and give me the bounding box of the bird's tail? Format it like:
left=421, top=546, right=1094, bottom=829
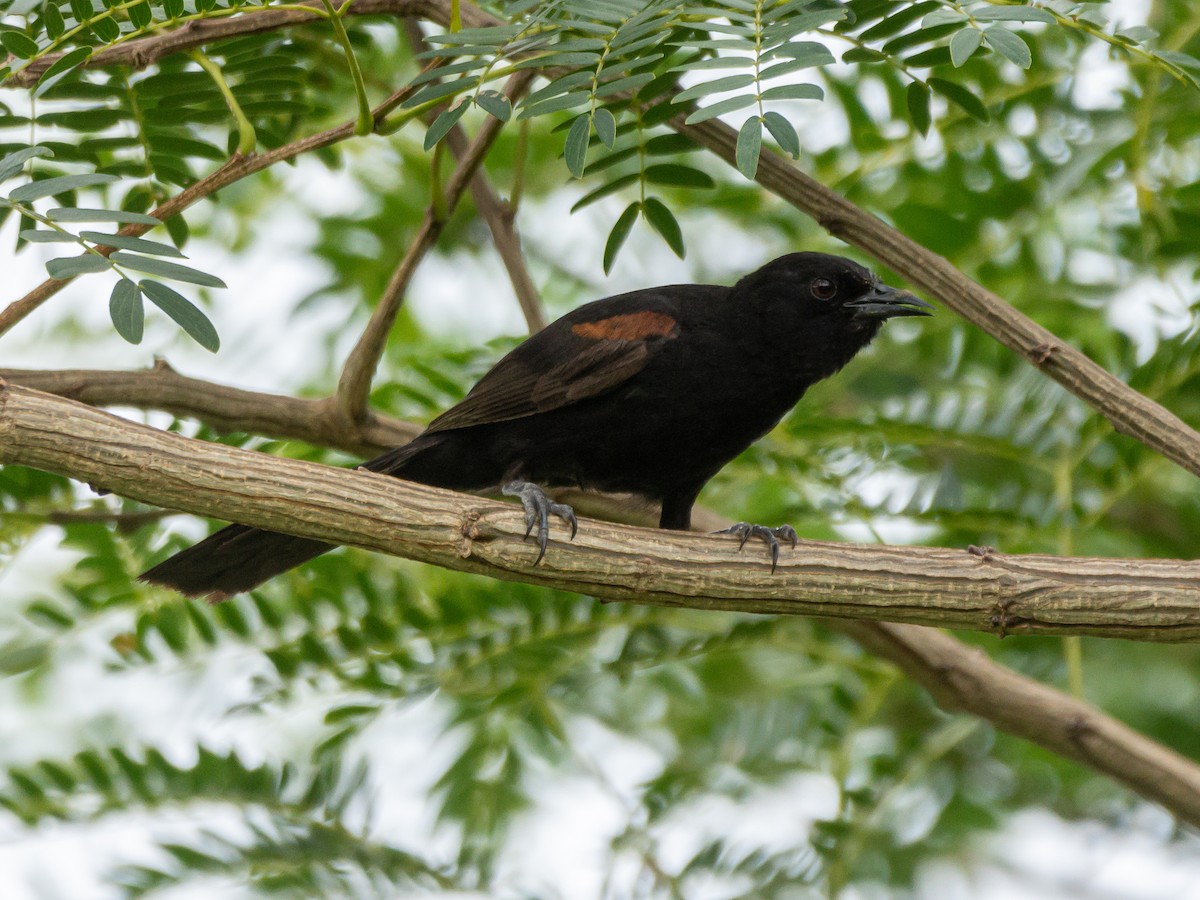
left=139, top=438, right=431, bottom=600
left=138, top=525, right=332, bottom=601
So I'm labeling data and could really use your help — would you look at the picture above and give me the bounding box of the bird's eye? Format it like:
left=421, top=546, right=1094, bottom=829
left=811, top=278, right=836, bottom=300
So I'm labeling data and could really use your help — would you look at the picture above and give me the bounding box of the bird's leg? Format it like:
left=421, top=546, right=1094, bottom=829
left=502, top=481, right=579, bottom=565
left=715, top=523, right=798, bottom=573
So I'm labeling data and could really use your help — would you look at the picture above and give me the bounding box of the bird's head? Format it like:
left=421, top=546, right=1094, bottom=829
left=738, top=252, right=933, bottom=338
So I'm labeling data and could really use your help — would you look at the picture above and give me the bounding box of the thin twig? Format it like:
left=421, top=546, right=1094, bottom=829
left=449, top=127, right=547, bottom=333
left=332, top=69, right=535, bottom=425
left=404, top=21, right=546, bottom=332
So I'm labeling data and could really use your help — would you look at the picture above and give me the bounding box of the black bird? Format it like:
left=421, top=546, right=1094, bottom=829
left=140, top=252, right=931, bottom=599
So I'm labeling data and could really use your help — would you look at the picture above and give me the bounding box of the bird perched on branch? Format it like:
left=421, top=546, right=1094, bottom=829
left=141, top=252, right=931, bottom=599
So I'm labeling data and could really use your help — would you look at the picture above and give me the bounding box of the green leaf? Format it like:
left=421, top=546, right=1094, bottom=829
left=973, top=7, right=1054, bottom=24
left=474, top=91, right=511, bottom=122
left=684, top=94, right=757, bottom=125
left=518, top=90, right=591, bottom=119
left=0, top=146, right=53, bottom=183
left=44, top=3, right=65, bottom=38
left=593, top=72, right=656, bottom=98
left=45, top=254, right=112, bottom=278
left=642, top=197, right=684, bottom=258
left=985, top=26, right=1032, bottom=69
left=762, top=41, right=835, bottom=68
left=128, top=0, right=151, bottom=28
left=673, top=74, right=756, bottom=103
left=643, top=164, right=715, bottom=189
left=80, top=231, right=185, bottom=257
left=18, top=229, right=75, bottom=243
left=760, top=84, right=823, bottom=102
left=90, top=16, right=119, bottom=42
left=109, top=279, right=143, bottom=344
left=735, top=116, right=763, bottom=179
left=843, top=48, right=888, bottom=64
left=950, top=27, right=983, bottom=67
left=563, top=113, right=590, bottom=178
left=570, top=173, right=639, bottom=212
left=906, top=82, right=931, bottom=135
left=929, top=78, right=989, bottom=121
left=48, top=207, right=160, bottom=225
left=923, top=9, right=966, bottom=27
left=603, top=202, right=639, bottom=274
left=8, top=173, right=118, bottom=202
left=593, top=107, right=616, bottom=149
left=33, top=47, right=91, bottom=99
left=111, top=252, right=226, bottom=287
left=762, top=111, right=800, bottom=158
left=1, top=32, right=39, bottom=59
left=423, top=102, right=468, bottom=151
left=140, top=280, right=220, bottom=352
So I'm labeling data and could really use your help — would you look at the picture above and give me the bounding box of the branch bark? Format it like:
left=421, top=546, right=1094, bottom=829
left=839, top=619, right=1200, bottom=827
left=4, top=378, right=1200, bottom=826
left=5, top=379, right=1200, bottom=642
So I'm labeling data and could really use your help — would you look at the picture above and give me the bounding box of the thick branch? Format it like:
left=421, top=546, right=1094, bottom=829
left=333, top=70, right=534, bottom=423
left=5, top=379, right=1200, bottom=642
left=4, top=378, right=1200, bottom=826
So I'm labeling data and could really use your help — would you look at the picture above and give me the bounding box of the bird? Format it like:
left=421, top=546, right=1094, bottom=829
left=140, top=252, right=932, bottom=600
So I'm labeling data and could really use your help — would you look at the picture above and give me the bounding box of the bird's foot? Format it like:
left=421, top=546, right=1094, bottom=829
left=502, top=481, right=578, bottom=565
left=715, top=523, right=798, bottom=573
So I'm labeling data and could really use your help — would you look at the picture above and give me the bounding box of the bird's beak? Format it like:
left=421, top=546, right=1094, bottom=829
left=844, top=284, right=934, bottom=320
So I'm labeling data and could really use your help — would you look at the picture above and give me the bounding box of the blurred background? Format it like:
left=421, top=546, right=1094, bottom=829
left=2, top=0, right=1200, bottom=896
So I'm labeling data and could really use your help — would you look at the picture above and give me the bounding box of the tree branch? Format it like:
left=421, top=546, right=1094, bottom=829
left=332, top=70, right=535, bottom=424
left=1, top=0, right=453, bottom=87
left=5, top=379, right=1200, bottom=642
left=839, top=619, right=1200, bottom=828
left=4, top=378, right=1200, bottom=826
left=0, top=363, right=419, bottom=455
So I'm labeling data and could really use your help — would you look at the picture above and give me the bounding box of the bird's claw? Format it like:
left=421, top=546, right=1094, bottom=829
left=715, top=522, right=798, bottom=573
left=502, top=481, right=578, bottom=565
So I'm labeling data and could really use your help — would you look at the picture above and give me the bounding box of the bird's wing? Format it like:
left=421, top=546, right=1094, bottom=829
left=425, top=304, right=681, bottom=434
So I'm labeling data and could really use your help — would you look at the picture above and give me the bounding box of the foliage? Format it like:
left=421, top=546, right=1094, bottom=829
left=2, top=0, right=1200, bottom=896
